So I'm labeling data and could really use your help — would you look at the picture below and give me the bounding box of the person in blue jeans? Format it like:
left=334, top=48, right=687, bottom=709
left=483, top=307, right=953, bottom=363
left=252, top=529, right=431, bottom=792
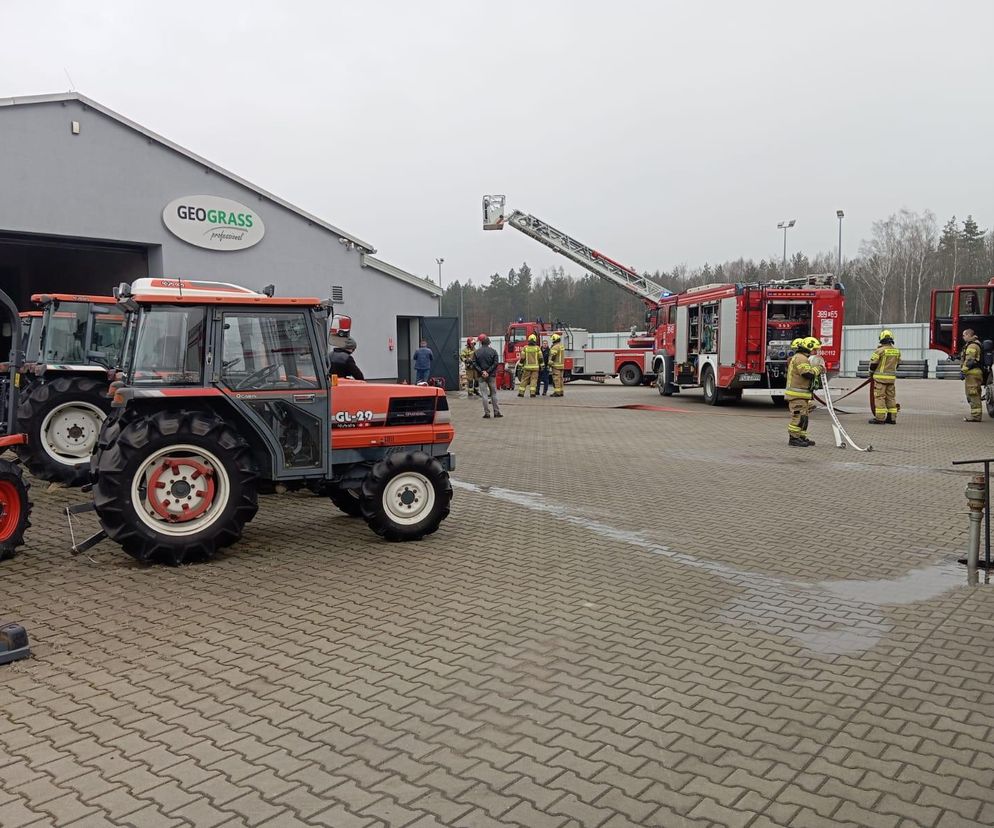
left=413, top=339, right=433, bottom=383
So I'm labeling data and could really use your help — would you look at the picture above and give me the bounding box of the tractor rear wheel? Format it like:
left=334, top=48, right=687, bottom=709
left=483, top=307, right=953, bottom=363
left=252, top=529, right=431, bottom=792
left=92, top=410, right=258, bottom=565
left=15, top=376, right=111, bottom=485
left=328, top=484, right=363, bottom=517
left=360, top=451, right=452, bottom=542
left=0, top=459, right=31, bottom=561
left=619, top=363, right=643, bottom=386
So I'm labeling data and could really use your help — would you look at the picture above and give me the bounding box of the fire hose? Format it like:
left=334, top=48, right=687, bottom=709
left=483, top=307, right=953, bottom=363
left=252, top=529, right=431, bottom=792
left=811, top=357, right=873, bottom=452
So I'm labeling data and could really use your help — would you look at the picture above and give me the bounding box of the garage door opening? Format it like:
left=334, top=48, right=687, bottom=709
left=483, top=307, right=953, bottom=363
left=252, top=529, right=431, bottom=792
left=0, top=232, right=149, bottom=357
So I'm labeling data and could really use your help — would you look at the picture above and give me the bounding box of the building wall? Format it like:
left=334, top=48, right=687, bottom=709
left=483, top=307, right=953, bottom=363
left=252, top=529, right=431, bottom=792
left=0, top=98, right=437, bottom=379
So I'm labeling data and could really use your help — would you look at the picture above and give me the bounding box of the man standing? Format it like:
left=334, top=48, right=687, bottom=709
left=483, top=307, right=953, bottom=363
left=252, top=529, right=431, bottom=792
left=413, top=339, right=433, bottom=384
left=473, top=334, right=502, bottom=419
left=460, top=337, right=478, bottom=397
left=517, top=334, right=542, bottom=398
left=961, top=328, right=984, bottom=422
left=784, top=336, right=823, bottom=447
left=549, top=332, right=565, bottom=397
left=867, top=330, right=901, bottom=425
left=537, top=339, right=551, bottom=396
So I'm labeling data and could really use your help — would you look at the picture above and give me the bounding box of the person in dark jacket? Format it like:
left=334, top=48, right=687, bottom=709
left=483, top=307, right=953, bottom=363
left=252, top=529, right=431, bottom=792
left=413, top=340, right=433, bottom=383
left=473, top=334, right=502, bottom=419
left=329, top=344, right=364, bottom=380
left=537, top=341, right=551, bottom=396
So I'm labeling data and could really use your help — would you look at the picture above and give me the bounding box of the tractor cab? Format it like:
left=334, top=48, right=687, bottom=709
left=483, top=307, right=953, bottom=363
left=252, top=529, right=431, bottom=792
left=81, top=278, right=455, bottom=565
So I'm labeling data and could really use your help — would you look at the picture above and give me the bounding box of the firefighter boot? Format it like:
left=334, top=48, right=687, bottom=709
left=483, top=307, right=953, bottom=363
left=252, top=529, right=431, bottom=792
left=788, top=436, right=809, bottom=447
left=800, top=416, right=815, bottom=445
left=885, top=414, right=896, bottom=425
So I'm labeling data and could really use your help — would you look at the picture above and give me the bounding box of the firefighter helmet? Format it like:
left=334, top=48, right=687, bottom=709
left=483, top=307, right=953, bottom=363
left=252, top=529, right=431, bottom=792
left=879, top=329, right=894, bottom=342
left=802, top=336, right=822, bottom=351
left=790, top=337, right=803, bottom=350
left=466, top=337, right=475, bottom=347
left=551, top=333, right=561, bottom=342
left=528, top=334, right=538, bottom=343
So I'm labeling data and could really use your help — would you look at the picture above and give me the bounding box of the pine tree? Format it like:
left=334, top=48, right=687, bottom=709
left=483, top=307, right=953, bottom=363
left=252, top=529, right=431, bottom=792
left=937, top=216, right=959, bottom=281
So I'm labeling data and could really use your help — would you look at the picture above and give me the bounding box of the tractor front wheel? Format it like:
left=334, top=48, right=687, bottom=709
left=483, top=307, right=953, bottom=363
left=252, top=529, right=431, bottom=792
left=328, top=484, right=363, bottom=517
left=0, top=459, right=31, bottom=561
left=92, top=410, right=258, bottom=565
left=360, top=451, right=452, bottom=542
left=16, top=376, right=111, bottom=485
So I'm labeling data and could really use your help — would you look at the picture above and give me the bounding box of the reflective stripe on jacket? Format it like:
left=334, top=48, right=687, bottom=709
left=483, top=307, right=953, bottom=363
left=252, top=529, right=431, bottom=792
left=785, top=353, right=818, bottom=400
left=521, top=345, right=542, bottom=370
left=549, top=343, right=565, bottom=369
left=962, top=341, right=983, bottom=376
left=460, top=347, right=476, bottom=369
left=869, top=345, right=901, bottom=382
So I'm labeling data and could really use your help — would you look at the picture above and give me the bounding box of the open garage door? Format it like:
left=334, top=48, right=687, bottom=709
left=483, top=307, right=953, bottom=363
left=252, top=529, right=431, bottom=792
left=420, top=316, right=458, bottom=391
left=0, top=232, right=149, bottom=357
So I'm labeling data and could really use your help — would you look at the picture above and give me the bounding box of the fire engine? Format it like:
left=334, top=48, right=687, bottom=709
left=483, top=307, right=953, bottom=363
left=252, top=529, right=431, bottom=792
left=484, top=195, right=669, bottom=386
left=930, top=278, right=994, bottom=417
left=483, top=195, right=846, bottom=402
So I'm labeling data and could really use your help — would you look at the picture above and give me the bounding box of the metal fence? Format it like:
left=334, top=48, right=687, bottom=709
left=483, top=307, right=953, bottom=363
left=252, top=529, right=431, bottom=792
left=486, top=324, right=953, bottom=378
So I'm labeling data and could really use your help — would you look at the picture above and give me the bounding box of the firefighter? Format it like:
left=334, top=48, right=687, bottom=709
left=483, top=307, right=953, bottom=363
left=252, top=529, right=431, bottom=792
left=549, top=332, right=565, bottom=397
left=517, top=334, right=542, bottom=398
left=784, top=336, right=823, bottom=447
left=867, top=330, right=901, bottom=425
left=460, top=337, right=478, bottom=397
left=961, top=328, right=984, bottom=422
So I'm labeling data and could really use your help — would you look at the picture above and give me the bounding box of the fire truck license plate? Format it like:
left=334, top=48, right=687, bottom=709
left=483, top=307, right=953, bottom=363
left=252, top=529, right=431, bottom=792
left=739, top=373, right=761, bottom=382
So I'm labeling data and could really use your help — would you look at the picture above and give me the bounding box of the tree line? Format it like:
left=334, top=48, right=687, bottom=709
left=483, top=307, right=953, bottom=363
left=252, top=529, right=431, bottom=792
left=441, top=212, right=994, bottom=333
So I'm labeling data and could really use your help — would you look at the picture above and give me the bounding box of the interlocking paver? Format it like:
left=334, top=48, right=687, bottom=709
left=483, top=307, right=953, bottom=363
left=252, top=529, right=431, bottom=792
left=2, top=380, right=994, bottom=827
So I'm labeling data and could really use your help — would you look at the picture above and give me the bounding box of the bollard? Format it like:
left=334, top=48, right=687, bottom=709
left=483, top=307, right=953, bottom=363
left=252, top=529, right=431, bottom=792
left=965, top=475, right=986, bottom=584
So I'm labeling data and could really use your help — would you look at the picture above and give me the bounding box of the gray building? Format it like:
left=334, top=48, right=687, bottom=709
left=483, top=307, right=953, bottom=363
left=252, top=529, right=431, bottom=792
left=0, top=92, right=443, bottom=382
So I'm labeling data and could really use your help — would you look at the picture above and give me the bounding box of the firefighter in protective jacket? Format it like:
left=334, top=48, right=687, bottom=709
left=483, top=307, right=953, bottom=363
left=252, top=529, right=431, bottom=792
left=868, top=330, right=901, bottom=425
left=517, top=334, right=542, bottom=398
left=784, top=336, right=823, bottom=447
left=460, top=337, right=478, bottom=396
left=961, top=328, right=984, bottom=422
left=549, top=333, right=565, bottom=397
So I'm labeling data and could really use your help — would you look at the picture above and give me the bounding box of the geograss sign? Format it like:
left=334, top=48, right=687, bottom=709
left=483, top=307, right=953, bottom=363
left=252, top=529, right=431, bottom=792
left=163, top=195, right=265, bottom=251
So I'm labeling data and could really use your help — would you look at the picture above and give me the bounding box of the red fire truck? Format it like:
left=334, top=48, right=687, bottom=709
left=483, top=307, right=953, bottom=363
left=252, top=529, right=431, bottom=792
left=930, top=279, right=994, bottom=416
left=651, top=275, right=845, bottom=404
left=483, top=195, right=845, bottom=401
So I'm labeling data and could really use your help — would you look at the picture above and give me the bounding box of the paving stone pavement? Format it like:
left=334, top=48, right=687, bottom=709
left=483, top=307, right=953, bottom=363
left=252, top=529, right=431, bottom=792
left=2, top=378, right=994, bottom=827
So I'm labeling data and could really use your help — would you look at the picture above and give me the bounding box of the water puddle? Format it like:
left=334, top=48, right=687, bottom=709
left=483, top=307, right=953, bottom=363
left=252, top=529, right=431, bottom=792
left=452, top=478, right=964, bottom=656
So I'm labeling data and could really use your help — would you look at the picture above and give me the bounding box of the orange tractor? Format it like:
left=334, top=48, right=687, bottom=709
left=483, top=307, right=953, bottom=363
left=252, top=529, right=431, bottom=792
left=70, top=278, right=455, bottom=565
left=0, top=291, right=33, bottom=561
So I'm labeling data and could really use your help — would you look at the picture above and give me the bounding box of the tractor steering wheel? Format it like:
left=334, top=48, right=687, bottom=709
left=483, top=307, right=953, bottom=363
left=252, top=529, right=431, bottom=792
left=235, top=363, right=283, bottom=390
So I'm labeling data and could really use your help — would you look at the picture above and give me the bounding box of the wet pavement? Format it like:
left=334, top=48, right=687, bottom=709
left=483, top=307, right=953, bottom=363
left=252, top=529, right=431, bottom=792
left=2, top=378, right=994, bottom=826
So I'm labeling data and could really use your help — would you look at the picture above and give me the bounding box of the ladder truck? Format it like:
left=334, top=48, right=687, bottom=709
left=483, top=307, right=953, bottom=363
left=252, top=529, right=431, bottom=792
left=483, top=196, right=846, bottom=403
left=483, top=195, right=671, bottom=386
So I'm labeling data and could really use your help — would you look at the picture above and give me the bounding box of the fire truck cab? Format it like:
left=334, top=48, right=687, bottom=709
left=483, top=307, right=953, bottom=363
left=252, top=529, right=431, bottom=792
left=653, top=275, right=845, bottom=404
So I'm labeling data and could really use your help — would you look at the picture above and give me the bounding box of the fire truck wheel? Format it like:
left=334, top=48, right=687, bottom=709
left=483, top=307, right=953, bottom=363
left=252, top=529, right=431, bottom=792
left=328, top=484, right=363, bottom=517
left=619, top=363, right=643, bottom=387
left=15, top=376, right=112, bottom=485
left=92, top=410, right=259, bottom=566
left=771, top=396, right=788, bottom=407
left=656, top=359, right=674, bottom=396
left=701, top=367, right=723, bottom=406
left=360, top=451, right=452, bottom=542
left=0, top=458, right=31, bottom=562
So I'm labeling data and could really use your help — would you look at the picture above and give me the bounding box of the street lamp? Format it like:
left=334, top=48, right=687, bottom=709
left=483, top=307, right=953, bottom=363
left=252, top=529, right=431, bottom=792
left=836, top=210, right=845, bottom=275
left=435, top=257, right=444, bottom=315
left=777, top=219, right=796, bottom=278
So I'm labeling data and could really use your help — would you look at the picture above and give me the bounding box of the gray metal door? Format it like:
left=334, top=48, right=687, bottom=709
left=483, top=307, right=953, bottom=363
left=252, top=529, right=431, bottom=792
left=420, top=316, right=459, bottom=390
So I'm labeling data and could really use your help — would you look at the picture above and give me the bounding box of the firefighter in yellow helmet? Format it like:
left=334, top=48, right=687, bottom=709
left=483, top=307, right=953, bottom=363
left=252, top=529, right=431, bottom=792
left=517, top=334, right=543, bottom=398
left=549, top=332, right=565, bottom=397
left=868, top=330, right=901, bottom=425
left=961, top=328, right=984, bottom=422
left=460, top=337, right=478, bottom=397
left=784, top=336, right=823, bottom=447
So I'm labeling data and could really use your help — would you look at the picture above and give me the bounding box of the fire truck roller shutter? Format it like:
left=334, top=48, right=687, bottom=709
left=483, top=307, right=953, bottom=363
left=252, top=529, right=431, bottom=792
left=719, top=297, right=737, bottom=367
left=675, top=306, right=689, bottom=363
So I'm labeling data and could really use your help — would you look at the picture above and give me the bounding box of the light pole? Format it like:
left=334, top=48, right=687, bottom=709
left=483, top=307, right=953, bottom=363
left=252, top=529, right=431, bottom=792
left=458, top=281, right=464, bottom=342
left=435, top=257, right=444, bottom=315
left=777, top=219, right=796, bottom=278
left=836, top=210, right=844, bottom=275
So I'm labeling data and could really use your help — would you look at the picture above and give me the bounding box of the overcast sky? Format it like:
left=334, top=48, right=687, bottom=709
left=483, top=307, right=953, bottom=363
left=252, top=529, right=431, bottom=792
left=4, top=0, right=993, bottom=288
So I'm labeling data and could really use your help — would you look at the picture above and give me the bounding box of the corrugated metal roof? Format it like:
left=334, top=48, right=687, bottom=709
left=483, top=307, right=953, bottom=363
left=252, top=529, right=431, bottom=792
left=0, top=92, right=377, bottom=254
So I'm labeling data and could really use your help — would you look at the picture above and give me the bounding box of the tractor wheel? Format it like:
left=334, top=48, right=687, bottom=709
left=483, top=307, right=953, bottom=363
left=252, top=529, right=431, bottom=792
left=0, top=459, right=31, bottom=561
left=360, top=451, right=452, bottom=542
left=328, top=484, right=363, bottom=517
left=701, top=367, right=722, bottom=406
left=92, top=410, right=258, bottom=565
left=619, top=363, right=643, bottom=387
left=15, top=376, right=111, bottom=485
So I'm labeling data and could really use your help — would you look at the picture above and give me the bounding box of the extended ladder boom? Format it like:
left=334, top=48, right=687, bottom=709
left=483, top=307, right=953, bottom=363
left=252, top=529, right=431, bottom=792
left=483, top=195, right=671, bottom=305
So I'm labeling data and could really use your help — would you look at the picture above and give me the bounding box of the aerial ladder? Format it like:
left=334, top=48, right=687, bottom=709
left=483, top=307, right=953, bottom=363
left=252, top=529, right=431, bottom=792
left=482, top=195, right=672, bottom=311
